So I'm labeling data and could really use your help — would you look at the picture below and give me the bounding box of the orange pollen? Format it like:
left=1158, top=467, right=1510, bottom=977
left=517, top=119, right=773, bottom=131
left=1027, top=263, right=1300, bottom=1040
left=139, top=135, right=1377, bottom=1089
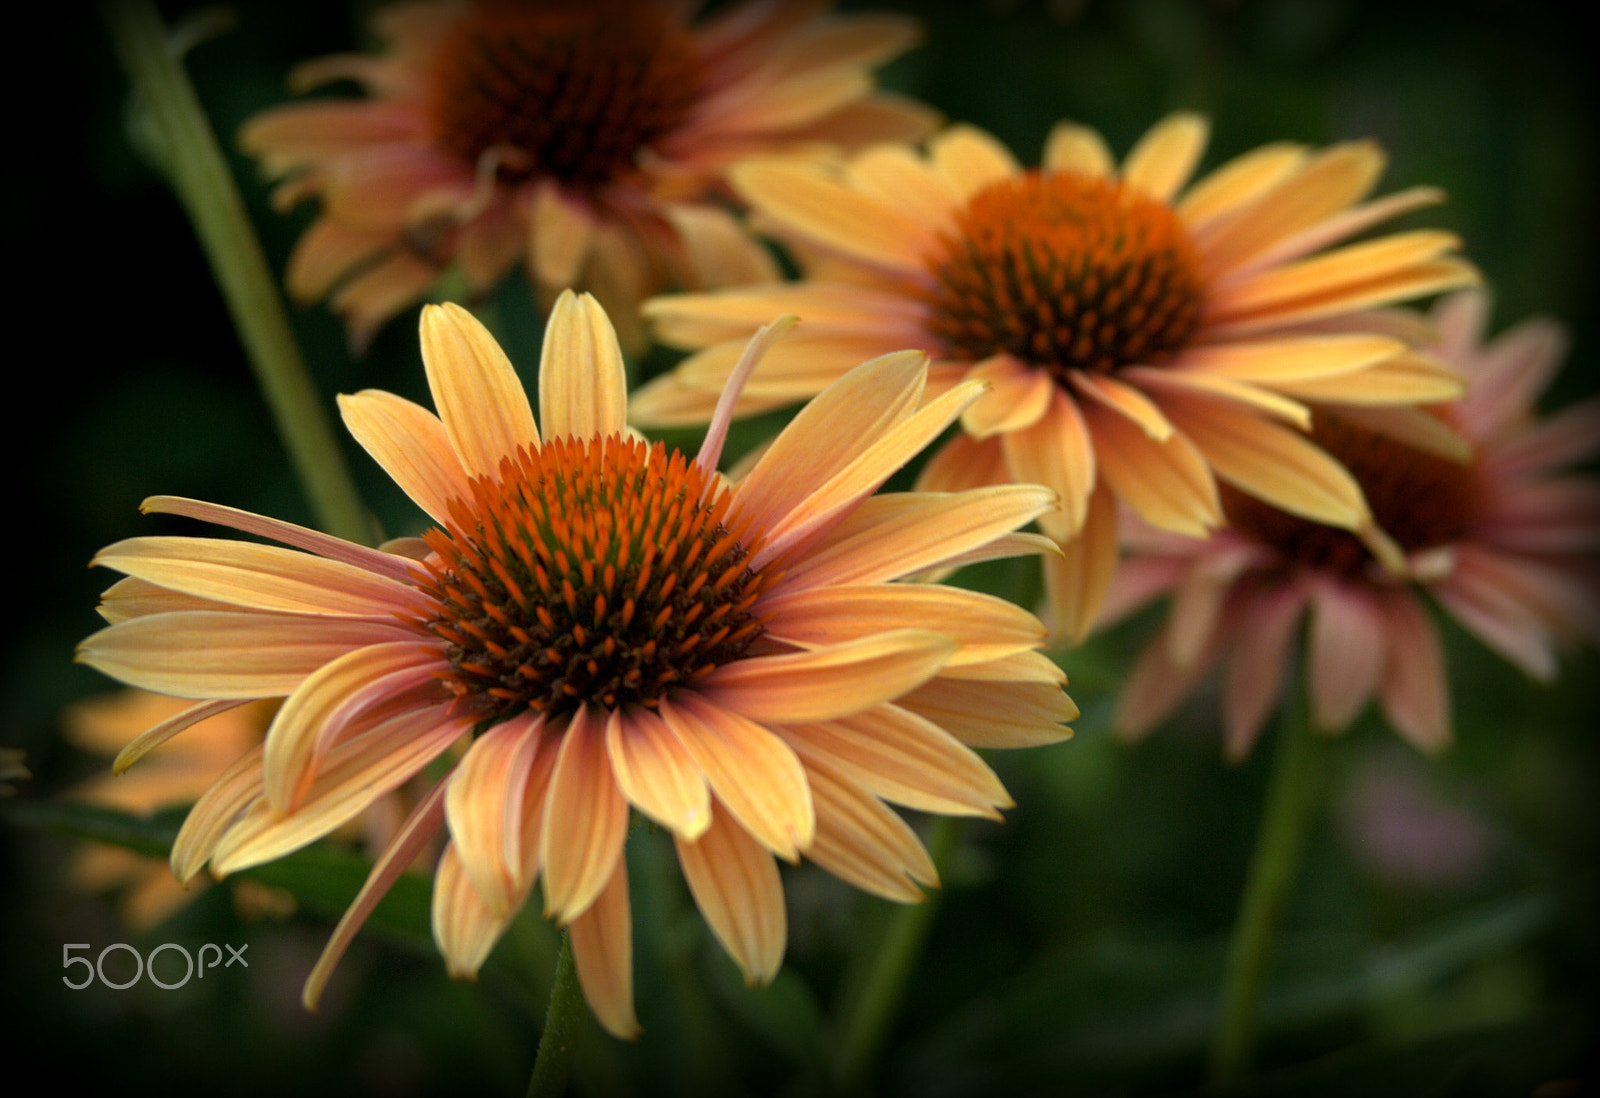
left=426, top=0, right=702, bottom=188
left=921, top=170, right=1206, bottom=379
left=1223, top=414, right=1484, bottom=579
left=416, top=435, right=771, bottom=720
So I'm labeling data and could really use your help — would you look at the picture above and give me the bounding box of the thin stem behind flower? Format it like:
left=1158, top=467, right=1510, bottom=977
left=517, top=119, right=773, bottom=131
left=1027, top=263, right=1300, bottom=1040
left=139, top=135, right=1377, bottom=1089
left=100, top=0, right=374, bottom=546
left=1207, top=687, right=1325, bottom=1089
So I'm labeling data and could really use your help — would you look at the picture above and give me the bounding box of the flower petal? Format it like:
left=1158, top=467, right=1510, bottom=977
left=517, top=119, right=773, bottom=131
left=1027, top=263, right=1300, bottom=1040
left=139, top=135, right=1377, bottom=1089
left=605, top=706, right=712, bottom=840
left=675, top=805, right=786, bottom=985
left=569, top=857, right=640, bottom=1039
left=420, top=302, right=539, bottom=476
left=540, top=706, right=630, bottom=923
left=539, top=291, right=629, bottom=440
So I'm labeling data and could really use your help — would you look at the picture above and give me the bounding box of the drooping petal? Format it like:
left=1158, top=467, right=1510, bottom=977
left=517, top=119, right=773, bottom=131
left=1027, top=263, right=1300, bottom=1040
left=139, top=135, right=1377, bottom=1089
left=569, top=857, right=640, bottom=1039
left=1306, top=580, right=1387, bottom=731
left=675, top=804, right=787, bottom=985
left=802, top=756, right=938, bottom=902
left=540, top=706, right=630, bottom=924
left=605, top=706, right=712, bottom=841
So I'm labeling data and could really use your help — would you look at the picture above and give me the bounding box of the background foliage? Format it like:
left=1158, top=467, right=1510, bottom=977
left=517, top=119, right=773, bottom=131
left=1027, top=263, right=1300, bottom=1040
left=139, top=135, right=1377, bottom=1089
left=3, top=1, right=1595, bottom=1094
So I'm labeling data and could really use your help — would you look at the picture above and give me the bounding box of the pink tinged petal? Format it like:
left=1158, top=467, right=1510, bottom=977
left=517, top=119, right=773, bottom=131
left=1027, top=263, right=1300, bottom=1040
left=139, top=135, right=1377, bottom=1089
left=1457, top=316, right=1568, bottom=438
left=331, top=251, right=442, bottom=353
left=304, top=779, right=449, bottom=1010
left=540, top=707, right=630, bottom=924
left=338, top=390, right=473, bottom=527
left=1307, top=581, right=1387, bottom=731
left=91, top=537, right=431, bottom=619
left=929, top=124, right=1023, bottom=202
left=1162, top=544, right=1261, bottom=668
left=1482, top=479, right=1600, bottom=554
left=702, top=631, right=957, bottom=726
left=1177, top=142, right=1307, bottom=232
left=730, top=157, right=928, bottom=274
left=432, top=842, right=514, bottom=979
left=528, top=182, right=596, bottom=291
left=674, top=805, right=787, bottom=985
left=657, top=692, right=815, bottom=860
left=783, top=705, right=1011, bottom=818
left=320, top=146, right=472, bottom=230
left=95, top=575, right=235, bottom=623
left=697, top=314, right=801, bottom=478
left=1041, top=484, right=1121, bottom=645
left=712, top=65, right=875, bottom=133
left=802, top=757, right=937, bottom=902
left=644, top=280, right=923, bottom=348
left=1222, top=585, right=1308, bottom=761
left=756, top=377, right=991, bottom=565
left=238, top=100, right=423, bottom=168
left=1120, top=112, right=1209, bottom=202
left=1159, top=391, right=1368, bottom=528
left=605, top=706, right=711, bottom=840
left=283, top=218, right=390, bottom=300
left=1376, top=592, right=1452, bottom=753
left=897, top=676, right=1077, bottom=749
left=456, top=195, right=524, bottom=291
left=1430, top=547, right=1559, bottom=680
left=111, top=698, right=254, bottom=776
left=568, top=858, right=640, bottom=1040
left=212, top=706, right=470, bottom=875
left=420, top=302, right=539, bottom=476
left=1003, top=389, right=1096, bottom=538
left=1194, top=141, right=1386, bottom=277
left=961, top=356, right=1055, bottom=438
left=170, top=745, right=266, bottom=882
left=760, top=584, right=1046, bottom=665
left=537, top=291, right=630, bottom=442
left=1115, top=629, right=1213, bottom=744
left=262, top=641, right=446, bottom=812
left=1078, top=399, right=1220, bottom=538
left=446, top=715, right=545, bottom=919
left=734, top=349, right=927, bottom=533
left=141, top=496, right=426, bottom=585
left=781, top=485, right=1059, bottom=591
left=1043, top=120, right=1114, bottom=177
left=1493, top=399, right=1600, bottom=482
left=76, top=612, right=419, bottom=699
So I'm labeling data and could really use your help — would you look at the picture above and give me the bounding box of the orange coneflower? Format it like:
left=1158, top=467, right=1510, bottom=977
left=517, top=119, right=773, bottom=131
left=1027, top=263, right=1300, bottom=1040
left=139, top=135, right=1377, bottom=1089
left=635, top=113, right=1479, bottom=640
left=241, top=0, right=936, bottom=349
left=1096, top=289, right=1600, bottom=760
left=76, top=292, right=1074, bottom=1038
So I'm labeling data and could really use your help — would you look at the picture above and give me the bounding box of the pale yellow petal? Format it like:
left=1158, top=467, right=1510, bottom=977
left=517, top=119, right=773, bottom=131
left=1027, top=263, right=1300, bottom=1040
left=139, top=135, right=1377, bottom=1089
left=1177, top=142, right=1307, bottom=231
left=1081, top=402, right=1220, bottom=537
left=929, top=124, right=1023, bottom=202
left=1120, top=112, right=1209, bottom=202
left=538, top=291, right=630, bottom=441
left=1042, top=120, right=1114, bottom=177
left=338, top=390, right=471, bottom=526
left=420, top=303, right=539, bottom=476
left=961, top=355, right=1055, bottom=439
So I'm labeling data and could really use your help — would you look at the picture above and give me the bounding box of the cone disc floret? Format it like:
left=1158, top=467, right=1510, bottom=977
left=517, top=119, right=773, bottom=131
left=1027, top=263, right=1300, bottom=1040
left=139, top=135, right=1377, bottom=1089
left=923, top=170, right=1205, bottom=378
left=420, top=434, right=771, bottom=720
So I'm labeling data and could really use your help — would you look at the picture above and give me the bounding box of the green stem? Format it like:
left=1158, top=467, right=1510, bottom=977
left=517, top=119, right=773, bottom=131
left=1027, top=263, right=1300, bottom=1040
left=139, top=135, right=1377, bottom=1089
left=526, top=928, right=584, bottom=1098
left=1207, top=689, right=1324, bottom=1090
left=833, top=814, right=961, bottom=1093
left=100, top=0, right=374, bottom=546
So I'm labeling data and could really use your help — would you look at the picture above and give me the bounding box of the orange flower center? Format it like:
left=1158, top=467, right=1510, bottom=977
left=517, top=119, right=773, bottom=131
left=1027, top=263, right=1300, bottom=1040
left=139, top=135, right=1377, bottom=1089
left=427, top=0, right=702, bottom=188
left=1223, top=415, right=1483, bottom=578
left=922, top=170, right=1206, bottom=378
left=419, top=435, right=771, bottom=721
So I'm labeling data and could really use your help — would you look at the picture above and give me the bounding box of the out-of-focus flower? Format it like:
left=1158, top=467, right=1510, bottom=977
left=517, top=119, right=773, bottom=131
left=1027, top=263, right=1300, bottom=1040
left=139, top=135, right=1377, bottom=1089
left=60, top=691, right=279, bottom=929
left=0, top=747, right=28, bottom=797
left=241, top=0, right=936, bottom=349
left=1097, top=290, right=1600, bottom=759
left=635, top=113, right=1477, bottom=640
left=76, top=291, right=1074, bottom=1038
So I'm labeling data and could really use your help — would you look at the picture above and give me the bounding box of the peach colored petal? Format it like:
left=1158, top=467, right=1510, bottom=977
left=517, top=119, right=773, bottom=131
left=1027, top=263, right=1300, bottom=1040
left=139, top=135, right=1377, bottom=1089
left=1002, top=389, right=1096, bottom=538
left=929, top=124, right=1023, bottom=202
left=304, top=779, right=448, bottom=1009
left=1222, top=585, right=1308, bottom=761
left=1376, top=591, right=1451, bottom=753
left=90, top=537, right=431, bottom=619
left=263, top=640, right=446, bottom=812
left=644, top=280, right=923, bottom=348
left=914, top=431, right=1009, bottom=494
left=170, top=745, right=266, bottom=882
left=783, top=705, right=1010, bottom=818
left=1080, top=401, right=1220, bottom=538
left=238, top=100, right=422, bottom=167
left=1173, top=333, right=1405, bottom=384
left=421, top=303, right=540, bottom=475
left=731, top=157, right=928, bottom=274
left=898, top=677, right=1077, bottom=749
left=540, top=706, right=630, bottom=923
left=674, top=805, right=786, bottom=985
left=802, top=756, right=937, bottom=902
left=538, top=291, right=631, bottom=442
left=961, top=355, right=1055, bottom=438
left=338, top=389, right=472, bottom=526
left=330, top=249, right=440, bottom=352
left=1177, top=142, right=1306, bottom=232
left=605, top=706, right=711, bottom=840
left=445, top=714, right=545, bottom=918
left=760, top=583, right=1045, bottom=664
left=528, top=182, right=596, bottom=291
left=76, top=612, right=419, bottom=700
left=1069, top=370, right=1176, bottom=440
left=1231, top=185, right=1447, bottom=274
left=284, top=218, right=389, bottom=300
left=658, top=691, right=815, bottom=860
left=1260, top=351, right=1463, bottom=406
left=1040, top=483, right=1120, bottom=644
left=1042, top=120, right=1114, bottom=177
left=432, top=843, right=513, bottom=979
left=844, top=142, right=962, bottom=235
left=1126, top=367, right=1311, bottom=428
left=110, top=698, right=252, bottom=776
left=1307, top=580, right=1387, bottom=731
left=1120, top=112, right=1208, bottom=202
left=663, top=202, right=784, bottom=289
left=701, top=630, right=956, bottom=726
left=569, top=858, right=640, bottom=1039
left=1114, top=625, right=1213, bottom=743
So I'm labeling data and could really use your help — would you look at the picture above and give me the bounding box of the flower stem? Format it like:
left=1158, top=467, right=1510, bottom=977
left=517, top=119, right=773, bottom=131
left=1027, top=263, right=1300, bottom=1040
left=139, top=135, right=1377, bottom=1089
left=1207, top=689, right=1324, bottom=1090
left=833, top=814, right=960, bottom=1092
left=526, top=928, right=584, bottom=1098
left=99, top=0, right=374, bottom=546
